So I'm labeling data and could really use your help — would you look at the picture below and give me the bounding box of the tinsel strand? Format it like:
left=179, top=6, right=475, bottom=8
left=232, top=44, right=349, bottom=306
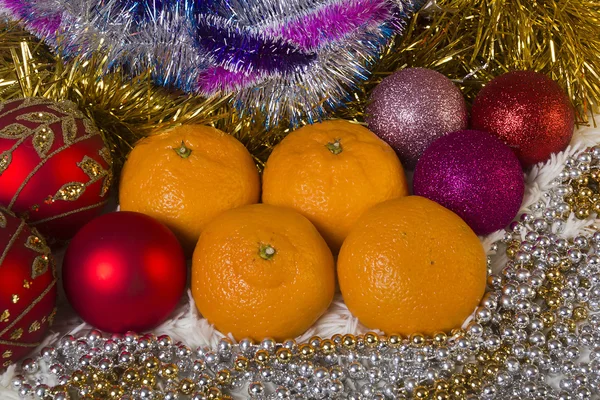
left=1, top=0, right=424, bottom=126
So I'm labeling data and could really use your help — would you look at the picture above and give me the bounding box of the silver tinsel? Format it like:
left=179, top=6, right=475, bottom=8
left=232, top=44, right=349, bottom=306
left=10, top=146, right=600, bottom=399
left=4, top=0, right=425, bottom=127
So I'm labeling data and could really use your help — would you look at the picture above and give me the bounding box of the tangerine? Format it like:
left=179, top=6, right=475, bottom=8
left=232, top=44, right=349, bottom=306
left=191, top=204, right=335, bottom=341
left=119, top=125, right=260, bottom=255
left=338, top=196, right=487, bottom=335
left=262, top=120, right=408, bottom=253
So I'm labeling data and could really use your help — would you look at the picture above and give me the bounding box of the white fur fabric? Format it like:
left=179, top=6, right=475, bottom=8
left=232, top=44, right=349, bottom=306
left=1, top=121, right=599, bottom=398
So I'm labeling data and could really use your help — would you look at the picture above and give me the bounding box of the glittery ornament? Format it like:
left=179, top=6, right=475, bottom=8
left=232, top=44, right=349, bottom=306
left=62, top=212, right=186, bottom=333
left=0, top=97, right=113, bottom=243
left=471, top=71, right=575, bottom=167
left=0, top=207, right=57, bottom=371
left=366, top=68, right=468, bottom=168
left=413, top=130, right=525, bottom=235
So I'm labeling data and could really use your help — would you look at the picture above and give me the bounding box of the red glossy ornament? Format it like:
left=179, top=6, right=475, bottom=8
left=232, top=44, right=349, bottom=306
left=0, top=97, right=113, bottom=243
left=62, top=211, right=187, bottom=333
left=0, top=207, right=57, bottom=371
left=471, top=71, right=575, bottom=167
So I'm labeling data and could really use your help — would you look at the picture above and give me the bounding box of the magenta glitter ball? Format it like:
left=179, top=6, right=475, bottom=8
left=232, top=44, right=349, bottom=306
left=413, top=130, right=524, bottom=236
left=366, top=68, right=468, bottom=169
left=471, top=70, right=575, bottom=167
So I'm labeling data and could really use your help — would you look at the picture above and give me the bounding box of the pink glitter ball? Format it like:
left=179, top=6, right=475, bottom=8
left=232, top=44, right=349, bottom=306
left=413, top=130, right=525, bottom=236
left=366, top=68, right=468, bottom=169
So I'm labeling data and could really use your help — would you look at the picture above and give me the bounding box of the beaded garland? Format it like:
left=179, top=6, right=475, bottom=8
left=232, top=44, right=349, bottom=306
left=7, top=146, right=600, bottom=399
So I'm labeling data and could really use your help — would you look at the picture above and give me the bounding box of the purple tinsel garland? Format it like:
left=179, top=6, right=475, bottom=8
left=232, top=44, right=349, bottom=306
left=272, top=0, right=395, bottom=50
left=195, top=16, right=316, bottom=75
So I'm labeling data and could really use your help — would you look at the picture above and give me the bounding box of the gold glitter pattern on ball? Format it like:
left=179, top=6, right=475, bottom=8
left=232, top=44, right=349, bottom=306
left=28, top=320, right=40, bottom=333
left=9, top=328, right=22, bottom=340
left=78, top=156, right=106, bottom=182
left=98, top=147, right=112, bottom=165
left=0, top=152, right=11, bottom=175
left=61, top=117, right=79, bottom=144
left=0, top=123, right=28, bottom=139
left=31, top=255, right=50, bottom=279
left=16, top=112, right=60, bottom=124
left=53, top=182, right=86, bottom=202
left=31, top=126, right=55, bottom=157
left=24, top=234, right=50, bottom=254
left=0, top=211, right=6, bottom=228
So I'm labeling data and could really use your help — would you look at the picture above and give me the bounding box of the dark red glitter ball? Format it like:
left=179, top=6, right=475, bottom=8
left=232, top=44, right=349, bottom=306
left=471, top=71, right=575, bottom=167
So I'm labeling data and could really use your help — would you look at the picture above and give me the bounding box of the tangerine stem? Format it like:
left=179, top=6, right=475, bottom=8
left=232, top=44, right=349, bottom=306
left=174, top=141, right=192, bottom=158
left=326, top=139, right=343, bottom=155
left=259, top=244, right=276, bottom=260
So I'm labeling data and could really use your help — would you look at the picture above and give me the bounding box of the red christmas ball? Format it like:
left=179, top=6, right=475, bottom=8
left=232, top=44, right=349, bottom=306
left=0, top=97, right=113, bottom=243
left=62, top=211, right=187, bottom=333
left=0, top=207, right=57, bottom=370
left=471, top=71, right=575, bottom=167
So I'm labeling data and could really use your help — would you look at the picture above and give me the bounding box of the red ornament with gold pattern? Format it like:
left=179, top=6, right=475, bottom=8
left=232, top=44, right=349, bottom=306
left=0, top=207, right=57, bottom=370
left=0, top=97, right=113, bottom=243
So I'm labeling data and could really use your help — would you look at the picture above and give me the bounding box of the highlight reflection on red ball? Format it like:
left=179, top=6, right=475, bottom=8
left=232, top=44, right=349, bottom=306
left=62, top=212, right=187, bottom=333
